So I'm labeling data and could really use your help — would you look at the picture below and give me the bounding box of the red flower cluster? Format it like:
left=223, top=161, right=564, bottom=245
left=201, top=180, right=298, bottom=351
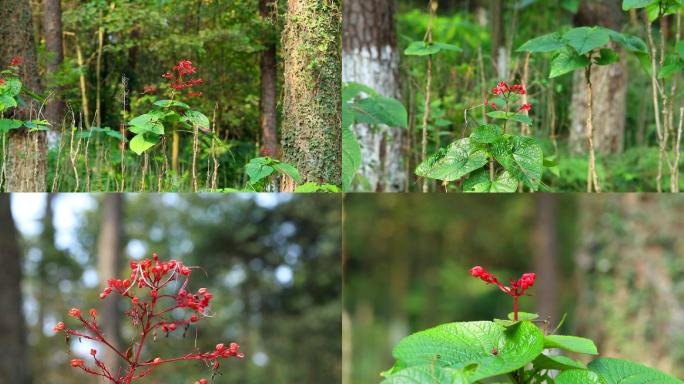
left=9, top=56, right=23, bottom=66
left=519, top=103, right=532, bottom=112
left=469, top=265, right=536, bottom=320
left=54, top=253, right=243, bottom=384
left=161, top=60, right=203, bottom=95
left=484, top=80, right=531, bottom=113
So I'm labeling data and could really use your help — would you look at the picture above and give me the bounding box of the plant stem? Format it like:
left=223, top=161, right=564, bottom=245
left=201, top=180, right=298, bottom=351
left=585, top=63, right=600, bottom=193
left=513, top=296, right=519, bottom=321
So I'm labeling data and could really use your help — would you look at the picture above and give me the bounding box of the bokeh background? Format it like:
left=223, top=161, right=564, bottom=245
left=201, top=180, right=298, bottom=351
left=343, top=194, right=684, bottom=383
left=0, top=193, right=341, bottom=384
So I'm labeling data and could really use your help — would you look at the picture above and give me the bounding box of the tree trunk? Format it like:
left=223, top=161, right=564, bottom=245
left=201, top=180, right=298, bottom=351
left=0, top=0, right=47, bottom=191
left=531, top=194, right=559, bottom=322
left=0, top=195, right=30, bottom=384
left=260, top=0, right=279, bottom=157
left=97, top=194, right=124, bottom=382
left=281, top=0, right=342, bottom=189
left=43, top=0, right=64, bottom=129
left=490, top=0, right=508, bottom=78
left=569, top=0, right=626, bottom=155
left=342, top=0, right=405, bottom=191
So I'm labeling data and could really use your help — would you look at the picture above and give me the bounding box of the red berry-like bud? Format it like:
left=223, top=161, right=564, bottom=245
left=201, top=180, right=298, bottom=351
left=68, top=308, right=81, bottom=318
left=70, top=359, right=84, bottom=367
left=153, top=357, right=161, bottom=365
left=89, top=309, right=97, bottom=317
left=90, top=349, right=97, bottom=356
left=198, top=288, right=207, bottom=295
left=215, top=343, right=225, bottom=352
left=54, top=322, right=65, bottom=332
left=190, top=314, right=199, bottom=323
left=151, top=289, right=158, bottom=298
left=196, top=379, right=208, bottom=384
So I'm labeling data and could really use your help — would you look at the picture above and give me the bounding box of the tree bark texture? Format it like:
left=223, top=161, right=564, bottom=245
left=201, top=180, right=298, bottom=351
left=574, top=195, right=684, bottom=376
left=97, top=194, right=124, bottom=382
left=282, top=0, right=342, bottom=189
left=0, top=195, right=30, bottom=384
left=260, top=0, right=279, bottom=158
left=569, top=0, right=626, bottom=155
left=0, top=0, right=47, bottom=191
left=43, top=0, right=64, bottom=129
left=342, top=0, right=405, bottom=191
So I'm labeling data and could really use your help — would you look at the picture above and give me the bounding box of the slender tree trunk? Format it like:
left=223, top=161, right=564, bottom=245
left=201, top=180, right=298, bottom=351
left=569, top=0, right=626, bottom=155
left=43, top=0, right=64, bottom=129
left=532, top=194, right=559, bottom=322
left=97, top=194, right=124, bottom=382
left=490, top=0, right=508, bottom=78
left=260, top=0, right=279, bottom=157
left=0, top=195, right=30, bottom=384
left=0, top=0, right=47, bottom=191
left=281, top=0, right=342, bottom=190
left=342, top=0, right=405, bottom=191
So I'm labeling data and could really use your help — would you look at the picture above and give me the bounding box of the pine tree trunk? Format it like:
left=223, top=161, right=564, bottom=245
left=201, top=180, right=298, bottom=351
left=0, top=0, right=47, bottom=191
left=568, top=0, right=626, bottom=155
left=342, top=0, right=405, bottom=191
left=97, top=194, right=124, bottom=382
left=281, top=0, right=342, bottom=189
left=0, top=195, right=30, bottom=384
left=43, top=0, right=64, bottom=129
left=260, top=0, right=279, bottom=158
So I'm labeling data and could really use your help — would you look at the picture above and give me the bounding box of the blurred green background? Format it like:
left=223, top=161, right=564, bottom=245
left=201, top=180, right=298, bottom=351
left=0, top=193, right=340, bottom=384
left=343, top=194, right=684, bottom=383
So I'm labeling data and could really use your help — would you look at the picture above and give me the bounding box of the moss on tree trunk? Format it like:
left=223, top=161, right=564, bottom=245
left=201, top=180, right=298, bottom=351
left=282, top=0, right=342, bottom=189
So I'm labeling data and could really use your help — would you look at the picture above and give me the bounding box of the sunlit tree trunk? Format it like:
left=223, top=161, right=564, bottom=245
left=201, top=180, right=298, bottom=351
left=0, top=0, right=47, bottom=191
left=343, top=0, right=405, bottom=191
left=260, top=0, right=279, bottom=158
left=281, top=0, right=342, bottom=190
left=569, top=0, right=626, bottom=155
left=490, top=0, right=508, bottom=79
left=0, top=195, right=30, bottom=383
left=43, top=0, right=64, bottom=129
left=97, top=194, right=124, bottom=382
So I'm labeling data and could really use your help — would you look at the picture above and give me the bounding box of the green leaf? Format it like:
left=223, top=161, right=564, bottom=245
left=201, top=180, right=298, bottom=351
left=563, top=27, right=610, bottom=55
left=154, top=99, right=190, bottom=109
left=415, top=138, right=488, bottom=182
left=550, top=50, right=591, bottom=78
left=0, top=78, right=22, bottom=97
left=462, top=169, right=517, bottom=193
left=24, top=120, right=51, bottom=132
left=0, top=118, right=22, bottom=133
left=381, top=366, right=470, bottom=384
left=390, top=321, right=545, bottom=381
left=594, top=48, right=620, bottom=66
left=404, top=41, right=461, bottom=56
left=470, top=124, right=503, bottom=144
left=351, top=95, right=408, bottom=128
left=128, top=111, right=165, bottom=135
left=533, top=354, right=586, bottom=371
left=492, top=136, right=544, bottom=190
left=544, top=335, right=598, bottom=355
left=508, top=312, right=539, bottom=321
left=342, top=82, right=378, bottom=103
left=245, top=157, right=275, bottom=184
left=561, top=0, right=580, bottom=12
left=659, top=60, right=684, bottom=79
left=556, top=369, right=605, bottom=384
left=294, top=182, right=341, bottom=193
left=272, top=161, right=302, bottom=183
left=129, top=134, right=158, bottom=155
left=342, top=127, right=362, bottom=191
left=605, top=29, right=648, bottom=53
left=517, top=32, right=565, bottom=52
left=677, top=41, right=684, bottom=60
left=486, top=111, right=533, bottom=125
left=183, top=110, right=211, bottom=131
left=588, top=358, right=684, bottom=384
left=0, top=94, right=18, bottom=110
left=622, top=0, right=657, bottom=10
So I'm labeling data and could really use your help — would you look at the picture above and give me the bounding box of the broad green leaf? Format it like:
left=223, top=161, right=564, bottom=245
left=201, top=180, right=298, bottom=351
left=352, top=95, right=408, bottom=128
left=470, top=124, right=503, bottom=144
left=342, top=82, right=378, bottom=103
left=486, top=111, right=533, bottom=125
left=294, top=182, right=340, bottom=193
left=0, top=94, right=18, bottom=110
left=272, top=161, right=302, bottom=183
left=594, top=48, right=620, bottom=66
left=533, top=354, right=586, bottom=371
left=588, top=358, right=684, bottom=384
left=0, top=118, right=22, bottom=133
left=390, top=321, right=545, bottom=381
left=659, top=60, right=684, bottom=79
left=677, top=41, right=684, bottom=60
left=381, top=365, right=469, bottom=384
left=129, top=134, right=158, bottom=155
left=517, top=32, right=565, bottom=52
left=24, top=120, right=51, bottom=132
left=342, top=127, right=362, bottom=191
left=604, top=29, right=648, bottom=53
left=544, top=335, right=598, bottom=355
left=154, top=99, right=190, bottom=109
left=563, top=27, right=610, bottom=55
left=550, top=50, right=591, bottom=78
left=508, top=312, right=539, bottom=321
left=561, top=0, right=580, bottom=12
left=245, top=157, right=275, bottom=184
left=462, top=169, right=517, bottom=193
left=405, top=41, right=461, bottom=56
left=492, top=136, right=544, bottom=190
left=415, top=138, right=488, bottom=182
left=183, top=110, right=211, bottom=131
left=557, top=369, right=605, bottom=384
left=622, top=0, right=657, bottom=10
left=0, top=78, right=22, bottom=97
left=128, top=111, right=165, bottom=135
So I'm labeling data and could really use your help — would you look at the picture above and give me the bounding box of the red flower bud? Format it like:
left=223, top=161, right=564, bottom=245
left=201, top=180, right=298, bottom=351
left=68, top=308, right=81, bottom=318
left=70, top=359, right=84, bottom=368
left=54, top=322, right=65, bottom=332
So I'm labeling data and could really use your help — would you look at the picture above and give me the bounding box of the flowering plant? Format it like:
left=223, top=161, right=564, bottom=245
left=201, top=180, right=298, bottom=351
left=381, top=266, right=683, bottom=384
left=0, top=56, right=51, bottom=133
left=127, top=60, right=211, bottom=156
left=55, top=253, right=243, bottom=384
left=416, top=80, right=548, bottom=192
